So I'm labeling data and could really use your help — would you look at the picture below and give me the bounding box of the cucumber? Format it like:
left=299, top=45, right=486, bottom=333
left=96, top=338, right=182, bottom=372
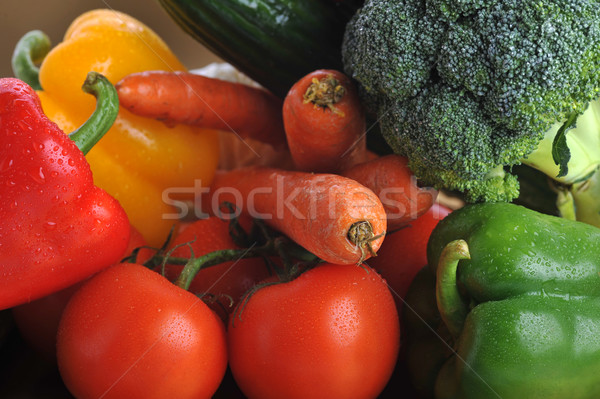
left=157, top=0, right=356, bottom=98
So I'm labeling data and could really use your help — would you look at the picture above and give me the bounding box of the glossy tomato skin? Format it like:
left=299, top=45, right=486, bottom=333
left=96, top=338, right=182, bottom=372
left=12, top=226, right=150, bottom=361
left=56, top=263, right=227, bottom=399
left=227, top=263, right=400, bottom=399
left=367, top=203, right=451, bottom=314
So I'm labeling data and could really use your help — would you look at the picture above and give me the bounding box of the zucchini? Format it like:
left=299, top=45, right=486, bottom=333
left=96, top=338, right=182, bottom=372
left=156, top=0, right=356, bottom=98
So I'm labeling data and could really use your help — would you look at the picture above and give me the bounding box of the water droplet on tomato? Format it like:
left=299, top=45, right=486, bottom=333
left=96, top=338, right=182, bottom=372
left=44, top=221, right=57, bottom=230
left=68, top=158, right=75, bottom=166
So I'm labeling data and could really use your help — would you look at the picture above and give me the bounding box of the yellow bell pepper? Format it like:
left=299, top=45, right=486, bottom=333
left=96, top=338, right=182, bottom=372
left=34, top=9, right=220, bottom=247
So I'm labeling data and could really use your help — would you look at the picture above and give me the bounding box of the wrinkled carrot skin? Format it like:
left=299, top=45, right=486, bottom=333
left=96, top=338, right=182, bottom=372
left=116, top=71, right=287, bottom=148
left=283, top=69, right=367, bottom=173
left=342, top=155, right=438, bottom=230
left=207, top=166, right=387, bottom=265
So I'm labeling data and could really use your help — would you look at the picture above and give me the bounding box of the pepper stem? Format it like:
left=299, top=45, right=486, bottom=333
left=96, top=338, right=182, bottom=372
left=11, top=30, right=51, bottom=91
left=69, top=72, right=119, bottom=155
left=436, top=239, right=471, bottom=339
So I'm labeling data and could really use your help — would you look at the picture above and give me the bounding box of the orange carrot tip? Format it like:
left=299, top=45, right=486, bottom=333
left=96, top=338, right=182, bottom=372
left=282, top=69, right=368, bottom=174
left=207, top=166, right=387, bottom=265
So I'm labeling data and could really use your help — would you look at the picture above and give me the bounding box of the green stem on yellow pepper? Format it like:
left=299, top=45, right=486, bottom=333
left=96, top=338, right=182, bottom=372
left=11, top=30, right=51, bottom=90
left=12, top=32, right=119, bottom=155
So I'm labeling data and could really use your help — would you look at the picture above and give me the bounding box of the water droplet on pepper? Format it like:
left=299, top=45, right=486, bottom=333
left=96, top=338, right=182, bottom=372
left=0, top=158, right=13, bottom=173
left=29, top=166, right=46, bottom=184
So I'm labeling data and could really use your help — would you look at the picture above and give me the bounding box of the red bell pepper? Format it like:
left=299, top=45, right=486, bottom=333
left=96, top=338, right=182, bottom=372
left=0, top=73, right=130, bottom=310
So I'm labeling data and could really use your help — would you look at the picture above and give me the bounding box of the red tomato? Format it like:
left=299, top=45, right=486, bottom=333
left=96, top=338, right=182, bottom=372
left=12, top=226, right=150, bottom=361
left=367, top=203, right=451, bottom=314
left=164, top=216, right=271, bottom=320
left=227, top=263, right=400, bottom=399
left=56, top=263, right=227, bottom=399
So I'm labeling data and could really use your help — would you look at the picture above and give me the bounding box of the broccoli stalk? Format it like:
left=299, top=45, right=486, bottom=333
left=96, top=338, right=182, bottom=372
left=342, top=0, right=600, bottom=226
left=571, top=168, right=600, bottom=226
left=524, top=100, right=600, bottom=187
left=521, top=98, right=600, bottom=222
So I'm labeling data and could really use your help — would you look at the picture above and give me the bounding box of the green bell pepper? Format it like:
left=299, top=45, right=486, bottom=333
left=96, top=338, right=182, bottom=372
left=404, top=202, right=600, bottom=399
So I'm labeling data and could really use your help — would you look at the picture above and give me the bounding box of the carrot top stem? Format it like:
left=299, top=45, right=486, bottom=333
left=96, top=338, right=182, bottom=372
left=347, top=221, right=385, bottom=264
left=303, top=74, right=346, bottom=115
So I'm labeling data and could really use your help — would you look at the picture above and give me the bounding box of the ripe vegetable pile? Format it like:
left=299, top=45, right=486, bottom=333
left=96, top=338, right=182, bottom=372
left=3, top=1, right=600, bottom=398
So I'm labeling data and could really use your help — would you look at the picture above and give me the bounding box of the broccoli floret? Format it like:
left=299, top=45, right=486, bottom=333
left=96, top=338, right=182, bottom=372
left=379, top=84, right=540, bottom=201
left=341, top=0, right=446, bottom=113
left=342, top=0, right=600, bottom=203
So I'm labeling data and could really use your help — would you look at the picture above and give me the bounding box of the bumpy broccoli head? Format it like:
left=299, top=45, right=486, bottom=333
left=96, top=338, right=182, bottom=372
left=342, top=0, right=445, bottom=113
left=379, top=84, right=542, bottom=202
left=342, top=0, right=600, bottom=202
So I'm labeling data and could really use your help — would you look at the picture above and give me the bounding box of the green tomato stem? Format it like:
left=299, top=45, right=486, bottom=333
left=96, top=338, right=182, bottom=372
left=138, top=214, right=320, bottom=292
left=173, top=237, right=320, bottom=291
left=175, top=247, right=262, bottom=291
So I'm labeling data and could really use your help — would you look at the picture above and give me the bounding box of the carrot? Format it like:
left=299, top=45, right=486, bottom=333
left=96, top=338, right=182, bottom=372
left=206, top=166, right=387, bottom=265
left=116, top=70, right=287, bottom=148
left=341, top=155, right=438, bottom=231
left=282, top=69, right=368, bottom=173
